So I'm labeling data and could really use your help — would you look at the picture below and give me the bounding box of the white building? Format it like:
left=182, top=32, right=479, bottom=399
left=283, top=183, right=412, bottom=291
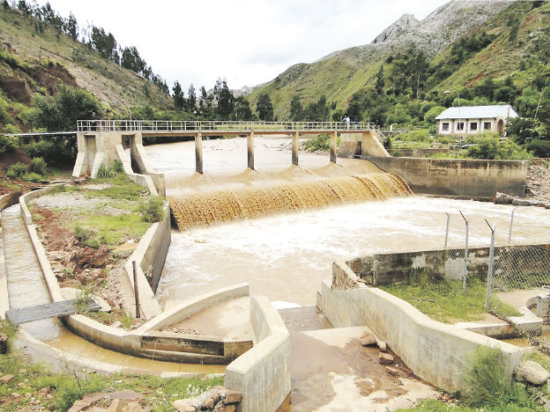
left=435, top=105, right=518, bottom=137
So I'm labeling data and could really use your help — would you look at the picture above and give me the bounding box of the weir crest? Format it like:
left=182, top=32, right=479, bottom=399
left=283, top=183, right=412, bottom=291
left=170, top=172, right=412, bottom=230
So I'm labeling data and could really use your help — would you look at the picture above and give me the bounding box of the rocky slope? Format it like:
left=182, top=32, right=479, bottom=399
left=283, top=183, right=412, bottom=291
left=246, top=0, right=519, bottom=119
left=0, top=6, right=170, bottom=124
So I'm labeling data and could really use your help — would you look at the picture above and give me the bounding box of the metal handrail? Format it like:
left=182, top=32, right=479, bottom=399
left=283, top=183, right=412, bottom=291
left=76, top=120, right=378, bottom=133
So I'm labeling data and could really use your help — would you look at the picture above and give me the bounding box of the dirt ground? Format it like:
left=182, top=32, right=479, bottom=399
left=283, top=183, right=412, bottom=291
left=30, top=194, right=141, bottom=328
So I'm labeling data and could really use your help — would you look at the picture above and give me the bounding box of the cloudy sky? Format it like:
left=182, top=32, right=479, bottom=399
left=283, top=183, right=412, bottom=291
left=35, top=0, right=449, bottom=90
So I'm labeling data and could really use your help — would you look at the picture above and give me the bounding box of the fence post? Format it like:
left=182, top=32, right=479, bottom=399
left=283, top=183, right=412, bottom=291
left=132, top=260, right=140, bottom=319
left=460, top=211, right=469, bottom=292
left=444, top=212, right=450, bottom=249
left=508, top=206, right=518, bottom=246
left=485, top=220, right=496, bottom=311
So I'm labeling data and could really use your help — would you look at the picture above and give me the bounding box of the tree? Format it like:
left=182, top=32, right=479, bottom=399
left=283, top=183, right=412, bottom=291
left=304, top=95, right=329, bottom=121
left=121, top=46, right=145, bottom=74
left=289, top=95, right=303, bottom=121
left=90, top=26, right=117, bottom=60
left=172, top=81, right=185, bottom=110
left=215, top=80, right=234, bottom=120
left=234, top=96, right=254, bottom=120
left=64, top=12, right=78, bottom=40
left=33, top=85, right=103, bottom=131
left=256, top=94, right=273, bottom=121
left=187, top=84, right=197, bottom=113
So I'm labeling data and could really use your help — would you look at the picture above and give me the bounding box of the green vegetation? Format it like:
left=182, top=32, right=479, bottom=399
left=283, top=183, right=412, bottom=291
left=6, top=162, right=28, bottom=179
left=139, top=196, right=165, bottom=223
left=303, top=134, right=340, bottom=152
left=463, top=347, right=534, bottom=408
left=465, top=134, right=532, bottom=160
left=400, top=347, right=542, bottom=411
left=0, top=326, right=223, bottom=411
left=29, top=156, right=47, bottom=175
left=380, top=276, right=519, bottom=323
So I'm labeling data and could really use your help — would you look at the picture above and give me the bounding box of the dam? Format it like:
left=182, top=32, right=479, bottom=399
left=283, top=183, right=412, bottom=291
left=4, top=123, right=550, bottom=411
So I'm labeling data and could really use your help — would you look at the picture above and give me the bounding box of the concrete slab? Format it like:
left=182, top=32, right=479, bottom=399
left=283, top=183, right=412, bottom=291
left=290, top=326, right=439, bottom=411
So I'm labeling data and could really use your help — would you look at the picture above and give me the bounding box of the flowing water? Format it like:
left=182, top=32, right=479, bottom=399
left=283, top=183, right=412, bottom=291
left=146, top=137, right=550, bottom=308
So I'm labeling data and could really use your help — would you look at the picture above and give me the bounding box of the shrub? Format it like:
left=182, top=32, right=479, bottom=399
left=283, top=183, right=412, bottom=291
left=73, top=225, right=99, bottom=248
left=97, top=161, right=124, bottom=178
left=466, top=135, right=532, bottom=160
left=6, top=162, right=28, bottom=179
left=464, top=346, right=536, bottom=409
left=139, top=196, right=164, bottom=223
left=29, top=157, right=47, bottom=175
left=527, top=140, right=550, bottom=158
left=0, top=135, right=17, bottom=154
left=303, top=134, right=340, bottom=152
left=23, top=172, right=42, bottom=182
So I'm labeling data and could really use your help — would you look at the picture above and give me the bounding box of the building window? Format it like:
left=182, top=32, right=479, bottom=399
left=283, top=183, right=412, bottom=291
left=470, top=122, right=478, bottom=131
left=457, top=122, right=465, bottom=131
left=483, top=122, right=492, bottom=130
left=442, top=122, right=450, bottom=131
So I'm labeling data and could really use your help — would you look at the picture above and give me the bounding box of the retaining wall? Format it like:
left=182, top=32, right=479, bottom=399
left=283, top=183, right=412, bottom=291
left=318, top=276, right=522, bottom=392
left=346, top=244, right=550, bottom=285
left=365, top=156, right=527, bottom=199
left=225, top=296, right=291, bottom=412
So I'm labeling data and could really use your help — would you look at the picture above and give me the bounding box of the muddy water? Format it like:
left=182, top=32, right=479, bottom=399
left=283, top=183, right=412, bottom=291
left=156, top=196, right=550, bottom=307
left=46, top=330, right=225, bottom=375
left=147, top=138, right=550, bottom=307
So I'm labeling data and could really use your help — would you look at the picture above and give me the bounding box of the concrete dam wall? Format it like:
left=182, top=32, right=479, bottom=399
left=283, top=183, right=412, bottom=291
left=366, top=156, right=527, bottom=199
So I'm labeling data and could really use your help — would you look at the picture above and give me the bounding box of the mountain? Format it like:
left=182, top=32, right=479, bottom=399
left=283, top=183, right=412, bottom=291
left=0, top=5, right=171, bottom=131
left=247, top=0, right=548, bottom=122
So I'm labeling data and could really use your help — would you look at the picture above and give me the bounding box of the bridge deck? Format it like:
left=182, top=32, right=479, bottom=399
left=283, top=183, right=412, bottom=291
left=77, top=120, right=379, bottom=136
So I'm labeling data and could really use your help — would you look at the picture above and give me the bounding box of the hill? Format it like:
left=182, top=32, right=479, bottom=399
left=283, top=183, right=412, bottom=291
left=247, top=0, right=549, bottom=124
left=0, top=4, right=171, bottom=132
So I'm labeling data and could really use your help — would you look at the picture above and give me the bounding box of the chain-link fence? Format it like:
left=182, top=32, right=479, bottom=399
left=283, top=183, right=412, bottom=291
left=443, top=207, right=550, bottom=343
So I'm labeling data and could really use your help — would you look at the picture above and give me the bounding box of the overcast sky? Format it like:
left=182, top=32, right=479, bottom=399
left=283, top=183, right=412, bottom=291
left=35, top=0, right=449, bottom=91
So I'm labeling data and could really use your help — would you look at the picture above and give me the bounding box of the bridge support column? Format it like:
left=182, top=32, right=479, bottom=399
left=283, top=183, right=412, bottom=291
left=330, top=131, right=337, bottom=164
left=195, top=133, right=203, bottom=174
left=292, top=132, right=299, bottom=166
left=247, top=132, right=254, bottom=170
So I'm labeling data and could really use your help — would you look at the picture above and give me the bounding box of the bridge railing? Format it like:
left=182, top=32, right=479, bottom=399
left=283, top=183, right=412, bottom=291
left=76, top=120, right=378, bottom=133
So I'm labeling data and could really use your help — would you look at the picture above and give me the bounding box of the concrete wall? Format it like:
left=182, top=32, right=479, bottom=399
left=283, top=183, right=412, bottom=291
left=339, top=130, right=390, bottom=158
left=317, top=279, right=521, bottom=392
left=225, top=296, right=291, bottom=412
left=366, top=156, right=527, bottom=198
left=347, top=244, right=550, bottom=285
left=73, top=132, right=165, bottom=197
left=139, top=203, right=171, bottom=293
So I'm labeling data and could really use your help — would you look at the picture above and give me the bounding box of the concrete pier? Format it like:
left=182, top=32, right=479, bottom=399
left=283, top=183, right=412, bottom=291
left=330, top=131, right=337, bottom=164
left=195, top=133, right=203, bottom=174
left=247, top=132, right=254, bottom=170
left=292, top=132, right=299, bottom=166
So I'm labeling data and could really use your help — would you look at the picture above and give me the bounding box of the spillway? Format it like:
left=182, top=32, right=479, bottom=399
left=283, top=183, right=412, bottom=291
left=170, top=173, right=412, bottom=230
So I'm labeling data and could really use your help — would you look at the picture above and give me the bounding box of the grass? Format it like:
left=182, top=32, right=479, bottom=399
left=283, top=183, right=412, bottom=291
left=0, top=337, right=223, bottom=411
left=71, top=213, right=150, bottom=249
left=380, top=277, right=520, bottom=323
